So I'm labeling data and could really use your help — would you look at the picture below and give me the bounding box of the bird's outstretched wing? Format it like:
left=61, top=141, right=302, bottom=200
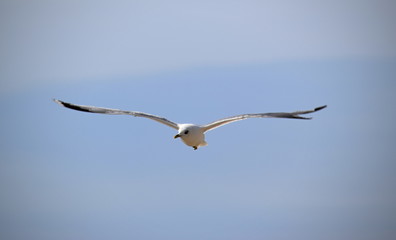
left=53, top=99, right=179, bottom=130
left=201, top=105, right=327, bottom=132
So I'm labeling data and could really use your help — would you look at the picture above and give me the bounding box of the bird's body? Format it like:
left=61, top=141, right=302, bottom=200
left=53, top=99, right=326, bottom=150
left=174, top=124, right=208, bottom=150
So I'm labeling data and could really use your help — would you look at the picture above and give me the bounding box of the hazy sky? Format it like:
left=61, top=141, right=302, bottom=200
left=1, top=1, right=395, bottom=240
left=1, top=0, right=395, bottom=92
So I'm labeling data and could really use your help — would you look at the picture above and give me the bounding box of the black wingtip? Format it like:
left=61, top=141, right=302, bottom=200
left=53, top=99, right=64, bottom=105
left=315, top=105, right=327, bottom=112
left=53, top=99, right=92, bottom=113
left=53, top=99, right=66, bottom=107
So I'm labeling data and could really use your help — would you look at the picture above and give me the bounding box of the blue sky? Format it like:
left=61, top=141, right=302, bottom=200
left=1, top=1, right=396, bottom=240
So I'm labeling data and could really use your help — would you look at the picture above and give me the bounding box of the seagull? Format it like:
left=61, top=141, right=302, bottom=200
left=53, top=99, right=326, bottom=150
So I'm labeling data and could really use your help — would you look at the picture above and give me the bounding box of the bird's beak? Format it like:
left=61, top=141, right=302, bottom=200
left=174, top=134, right=180, bottom=139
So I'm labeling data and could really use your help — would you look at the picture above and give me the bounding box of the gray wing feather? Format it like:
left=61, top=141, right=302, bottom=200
left=202, top=105, right=327, bottom=132
left=53, top=99, right=179, bottom=130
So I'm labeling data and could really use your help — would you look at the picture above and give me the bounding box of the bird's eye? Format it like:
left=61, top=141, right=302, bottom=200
left=184, top=130, right=189, bottom=134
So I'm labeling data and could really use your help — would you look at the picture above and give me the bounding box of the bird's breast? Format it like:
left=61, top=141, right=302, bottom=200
left=181, top=131, right=205, bottom=147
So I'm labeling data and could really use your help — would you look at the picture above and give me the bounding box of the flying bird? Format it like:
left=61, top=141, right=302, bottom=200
left=53, top=99, right=326, bottom=150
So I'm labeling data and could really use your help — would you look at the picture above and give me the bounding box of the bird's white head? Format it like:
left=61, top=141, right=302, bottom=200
left=174, top=124, right=207, bottom=150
